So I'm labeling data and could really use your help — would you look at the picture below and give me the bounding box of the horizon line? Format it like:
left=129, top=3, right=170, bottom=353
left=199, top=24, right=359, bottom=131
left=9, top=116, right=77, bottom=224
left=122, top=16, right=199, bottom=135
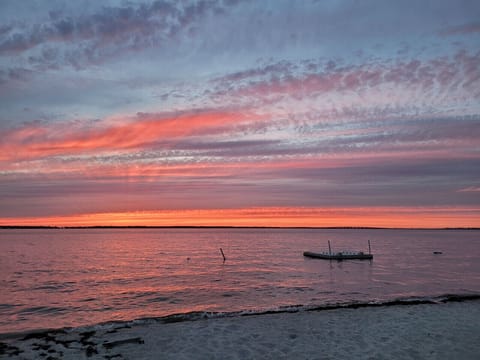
left=1, top=225, right=479, bottom=230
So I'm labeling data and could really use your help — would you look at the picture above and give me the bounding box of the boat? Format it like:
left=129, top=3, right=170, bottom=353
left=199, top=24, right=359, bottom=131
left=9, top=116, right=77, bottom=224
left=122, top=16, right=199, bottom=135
left=303, top=250, right=373, bottom=260
left=303, top=240, right=373, bottom=260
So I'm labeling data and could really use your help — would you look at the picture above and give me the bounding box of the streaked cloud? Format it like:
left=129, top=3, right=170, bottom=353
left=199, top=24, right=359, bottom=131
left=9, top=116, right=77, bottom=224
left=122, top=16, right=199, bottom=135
left=0, top=109, right=261, bottom=161
left=457, top=186, right=480, bottom=192
left=0, top=207, right=478, bottom=228
left=0, top=0, right=243, bottom=67
left=210, top=50, right=480, bottom=108
left=440, top=22, right=480, bottom=36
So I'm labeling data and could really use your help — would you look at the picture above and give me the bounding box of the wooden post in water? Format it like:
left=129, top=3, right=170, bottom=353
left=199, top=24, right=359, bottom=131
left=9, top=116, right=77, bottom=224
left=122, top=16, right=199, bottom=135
left=368, top=240, right=371, bottom=255
left=220, top=248, right=226, bottom=262
left=328, top=240, right=332, bottom=255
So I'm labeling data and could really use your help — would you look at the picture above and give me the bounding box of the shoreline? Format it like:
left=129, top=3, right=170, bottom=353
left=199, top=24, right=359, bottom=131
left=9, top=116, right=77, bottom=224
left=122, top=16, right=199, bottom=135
left=2, top=299, right=479, bottom=359
left=2, top=293, right=479, bottom=340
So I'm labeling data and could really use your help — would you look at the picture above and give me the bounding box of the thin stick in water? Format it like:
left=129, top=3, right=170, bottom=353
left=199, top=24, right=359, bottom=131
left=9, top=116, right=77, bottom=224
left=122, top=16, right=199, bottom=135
left=220, top=247, right=226, bottom=262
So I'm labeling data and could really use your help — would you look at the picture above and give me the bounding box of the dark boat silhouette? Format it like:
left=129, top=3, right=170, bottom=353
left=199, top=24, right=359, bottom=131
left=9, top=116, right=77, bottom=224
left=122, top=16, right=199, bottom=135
left=304, top=240, right=373, bottom=260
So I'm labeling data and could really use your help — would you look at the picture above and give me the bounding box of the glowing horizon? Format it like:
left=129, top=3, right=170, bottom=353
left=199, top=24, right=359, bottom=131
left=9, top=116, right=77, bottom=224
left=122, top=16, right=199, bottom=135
left=1, top=207, right=479, bottom=229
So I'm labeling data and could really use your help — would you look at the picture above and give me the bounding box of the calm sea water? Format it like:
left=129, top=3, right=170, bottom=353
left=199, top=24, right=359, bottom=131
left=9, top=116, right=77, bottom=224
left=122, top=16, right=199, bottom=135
left=1, top=228, right=479, bottom=334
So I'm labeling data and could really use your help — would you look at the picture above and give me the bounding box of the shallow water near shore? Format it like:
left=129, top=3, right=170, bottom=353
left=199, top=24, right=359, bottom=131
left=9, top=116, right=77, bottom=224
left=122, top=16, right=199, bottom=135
left=1, top=228, right=479, bottom=334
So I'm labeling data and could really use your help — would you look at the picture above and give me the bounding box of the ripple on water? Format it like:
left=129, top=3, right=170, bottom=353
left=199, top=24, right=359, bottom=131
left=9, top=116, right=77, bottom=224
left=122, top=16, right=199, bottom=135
left=17, top=306, right=70, bottom=316
left=0, top=303, right=20, bottom=311
left=145, top=296, right=172, bottom=304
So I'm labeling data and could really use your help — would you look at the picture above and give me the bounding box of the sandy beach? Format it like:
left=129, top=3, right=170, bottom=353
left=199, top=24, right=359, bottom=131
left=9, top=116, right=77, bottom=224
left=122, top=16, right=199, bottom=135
left=1, top=300, right=479, bottom=360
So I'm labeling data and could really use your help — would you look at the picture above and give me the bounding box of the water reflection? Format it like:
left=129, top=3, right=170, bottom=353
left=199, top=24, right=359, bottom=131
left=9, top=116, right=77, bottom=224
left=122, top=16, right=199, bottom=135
left=0, top=228, right=479, bottom=333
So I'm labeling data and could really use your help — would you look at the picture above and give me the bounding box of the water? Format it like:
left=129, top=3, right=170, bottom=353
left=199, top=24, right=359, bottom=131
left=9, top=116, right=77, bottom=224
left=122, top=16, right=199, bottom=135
left=0, top=228, right=479, bottom=334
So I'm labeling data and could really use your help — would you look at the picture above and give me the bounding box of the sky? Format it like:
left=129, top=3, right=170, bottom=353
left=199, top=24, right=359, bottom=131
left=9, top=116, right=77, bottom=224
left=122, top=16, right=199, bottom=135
left=0, top=0, right=479, bottom=228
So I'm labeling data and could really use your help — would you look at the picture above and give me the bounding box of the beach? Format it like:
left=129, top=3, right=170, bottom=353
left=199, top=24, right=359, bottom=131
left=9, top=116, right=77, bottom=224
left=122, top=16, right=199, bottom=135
left=2, top=300, right=479, bottom=359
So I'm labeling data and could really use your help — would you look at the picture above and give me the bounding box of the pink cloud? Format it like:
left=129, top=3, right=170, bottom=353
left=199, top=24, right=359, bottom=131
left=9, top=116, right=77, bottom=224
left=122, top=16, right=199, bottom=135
left=0, top=110, right=261, bottom=162
left=457, top=186, right=480, bottom=192
left=213, top=51, right=480, bottom=102
left=440, top=22, right=480, bottom=36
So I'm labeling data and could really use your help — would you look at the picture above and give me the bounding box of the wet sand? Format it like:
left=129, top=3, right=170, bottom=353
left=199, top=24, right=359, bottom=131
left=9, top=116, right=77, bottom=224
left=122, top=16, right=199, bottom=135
left=1, top=300, right=479, bottom=359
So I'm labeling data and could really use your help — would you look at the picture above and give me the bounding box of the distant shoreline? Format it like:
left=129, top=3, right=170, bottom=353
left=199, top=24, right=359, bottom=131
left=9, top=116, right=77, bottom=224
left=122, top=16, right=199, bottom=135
left=1, top=225, right=479, bottom=230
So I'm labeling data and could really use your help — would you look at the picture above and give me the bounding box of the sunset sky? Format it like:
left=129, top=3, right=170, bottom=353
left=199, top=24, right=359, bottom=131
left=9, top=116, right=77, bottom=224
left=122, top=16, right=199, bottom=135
left=0, top=0, right=479, bottom=227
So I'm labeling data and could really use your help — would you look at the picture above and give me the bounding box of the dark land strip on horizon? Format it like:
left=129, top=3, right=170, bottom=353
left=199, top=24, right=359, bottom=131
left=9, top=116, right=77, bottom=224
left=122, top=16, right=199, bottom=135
left=1, top=225, right=479, bottom=230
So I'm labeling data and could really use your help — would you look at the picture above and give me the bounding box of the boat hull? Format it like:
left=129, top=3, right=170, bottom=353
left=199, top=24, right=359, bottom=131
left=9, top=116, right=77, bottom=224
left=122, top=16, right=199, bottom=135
left=303, top=251, right=373, bottom=260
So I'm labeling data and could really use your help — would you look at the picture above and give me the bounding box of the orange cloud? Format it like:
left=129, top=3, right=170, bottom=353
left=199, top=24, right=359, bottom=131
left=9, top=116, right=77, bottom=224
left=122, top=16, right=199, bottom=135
left=0, top=110, right=258, bottom=162
left=1, top=207, right=478, bottom=228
